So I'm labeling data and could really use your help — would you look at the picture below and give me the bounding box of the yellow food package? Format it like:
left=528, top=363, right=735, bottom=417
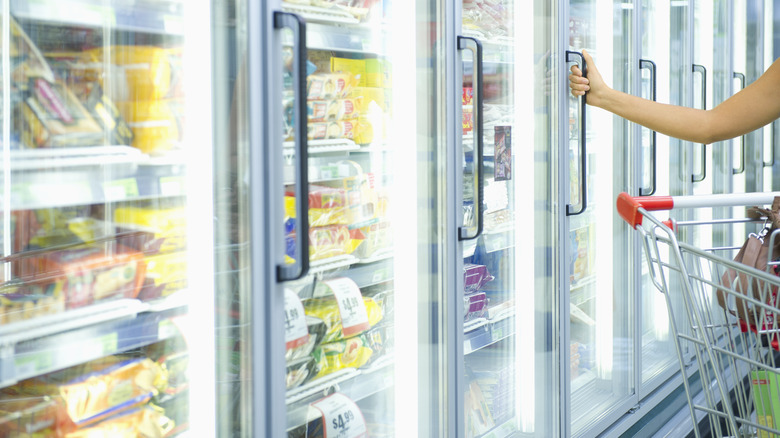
left=303, top=296, right=383, bottom=343
left=113, top=206, right=186, bottom=253
left=82, top=46, right=172, bottom=101
left=65, top=406, right=174, bottom=438
left=306, top=73, right=359, bottom=101
left=307, top=118, right=373, bottom=144
left=330, top=58, right=366, bottom=87
left=365, top=58, right=391, bottom=88
left=115, top=100, right=180, bottom=154
left=348, top=87, right=390, bottom=113
left=307, top=97, right=363, bottom=122
left=58, top=358, right=167, bottom=426
left=312, top=336, right=374, bottom=380
left=141, top=251, right=187, bottom=299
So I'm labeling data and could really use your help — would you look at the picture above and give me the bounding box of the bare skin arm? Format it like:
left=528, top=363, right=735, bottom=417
left=569, top=50, right=780, bottom=144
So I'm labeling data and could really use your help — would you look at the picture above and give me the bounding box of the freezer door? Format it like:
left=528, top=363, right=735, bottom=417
left=262, top=1, right=457, bottom=437
left=458, top=1, right=561, bottom=437
left=1, top=1, right=215, bottom=436
left=564, top=1, right=635, bottom=436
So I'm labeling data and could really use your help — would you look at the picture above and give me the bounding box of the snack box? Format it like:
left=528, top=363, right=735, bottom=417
left=113, top=206, right=187, bottom=254
left=138, top=250, right=187, bottom=300
left=464, top=292, right=488, bottom=322
left=751, top=369, right=780, bottom=438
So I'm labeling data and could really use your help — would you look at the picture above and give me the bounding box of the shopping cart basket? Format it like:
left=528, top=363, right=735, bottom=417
left=617, top=192, right=780, bottom=438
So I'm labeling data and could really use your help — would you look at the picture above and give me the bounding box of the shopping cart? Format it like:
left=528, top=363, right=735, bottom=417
left=617, top=192, right=780, bottom=438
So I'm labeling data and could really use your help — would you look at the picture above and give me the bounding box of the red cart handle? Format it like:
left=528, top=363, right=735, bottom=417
left=616, top=193, right=674, bottom=229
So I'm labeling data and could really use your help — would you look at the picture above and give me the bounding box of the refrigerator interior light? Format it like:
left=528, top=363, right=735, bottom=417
left=182, top=0, right=217, bottom=435
left=594, top=0, right=615, bottom=380
left=512, top=0, right=535, bottom=432
left=389, top=2, right=419, bottom=436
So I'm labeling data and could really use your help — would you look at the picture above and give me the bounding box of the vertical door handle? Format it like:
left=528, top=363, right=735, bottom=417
left=766, top=122, right=776, bottom=168
left=274, top=12, right=310, bottom=281
left=458, top=36, right=484, bottom=240
left=692, top=64, right=707, bottom=182
left=639, top=59, right=657, bottom=196
left=733, top=72, right=747, bottom=174
left=566, top=51, right=588, bottom=216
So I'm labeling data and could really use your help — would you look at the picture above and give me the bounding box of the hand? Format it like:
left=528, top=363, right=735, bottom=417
left=569, top=49, right=609, bottom=107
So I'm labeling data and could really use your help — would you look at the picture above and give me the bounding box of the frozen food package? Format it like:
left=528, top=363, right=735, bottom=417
left=17, top=79, right=104, bottom=148
left=307, top=98, right=362, bottom=122
left=464, top=292, right=488, bottom=322
left=354, top=220, right=392, bottom=259
left=56, top=358, right=166, bottom=426
left=306, top=73, right=358, bottom=101
left=0, top=280, right=66, bottom=325
left=306, top=185, right=348, bottom=227
left=330, top=58, right=366, bottom=86
left=0, top=395, right=63, bottom=436
left=139, top=251, right=187, bottom=300
left=113, top=206, right=187, bottom=254
left=463, top=264, right=494, bottom=293
left=85, top=87, right=134, bottom=146
left=348, top=87, right=390, bottom=113
left=310, top=333, right=376, bottom=381
left=115, top=100, right=180, bottom=154
left=18, top=244, right=146, bottom=310
left=364, top=58, right=391, bottom=88
left=286, top=355, right=320, bottom=390
left=286, top=316, right=328, bottom=362
left=64, top=406, right=174, bottom=438
left=307, top=118, right=373, bottom=144
left=308, top=225, right=352, bottom=261
left=5, top=17, right=56, bottom=88
left=303, top=295, right=383, bottom=344
left=82, top=46, right=173, bottom=101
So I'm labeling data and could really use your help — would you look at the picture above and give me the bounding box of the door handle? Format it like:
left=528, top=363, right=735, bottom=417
left=566, top=51, right=588, bottom=216
left=692, top=64, right=707, bottom=183
left=733, top=72, right=746, bottom=174
left=458, top=36, right=484, bottom=240
left=639, top=59, right=657, bottom=196
left=274, top=11, right=310, bottom=281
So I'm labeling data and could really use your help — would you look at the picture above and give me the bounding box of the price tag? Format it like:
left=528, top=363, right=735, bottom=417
left=311, top=393, right=367, bottom=438
left=160, top=176, right=184, bottom=197
left=284, top=289, right=309, bottom=350
left=322, top=278, right=369, bottom=338
left=104, top=178, right=139, bottom=201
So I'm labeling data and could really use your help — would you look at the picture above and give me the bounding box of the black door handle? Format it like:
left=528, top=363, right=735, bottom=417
left=458, top=36, right=484, bottom=240
left=566, top=51, right=588, bottom=216
left=692, top=64, right=707, bottom=183
left=639, top=59, right=657, bottom=196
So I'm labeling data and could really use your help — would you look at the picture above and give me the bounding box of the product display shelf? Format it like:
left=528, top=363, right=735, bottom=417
left=460, top=30, right=514, bottom=64
left=478, top=417, right=518, bottom=438
left=464, top=314, right=516, bottom=355
left=12, top=0, right=184, bottom=35
left=285, top=354, right=395, bottom=431
left=293, top=255, right=393, bottom=299
left=570, top=275, right=597, bottom=306
left=283, top=140, right=361, bottom=164
left=8, top=148, right=187, bottom=210
left=0, top=296, right=187, bottom=388
left=279, top=16, right=388, bottom=56
left=570, top=368, right=597, bottom=396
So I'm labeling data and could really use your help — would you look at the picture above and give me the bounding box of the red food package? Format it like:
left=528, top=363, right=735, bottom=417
left=21, top=244, right=146, bottom=309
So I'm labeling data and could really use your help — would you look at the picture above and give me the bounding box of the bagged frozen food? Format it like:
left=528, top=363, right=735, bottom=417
left=82, top=46, right=173, bottom=101
left=303, top=295, right=383, bottom=344
left=0, top=395, right=63, bottom=436
left=354, top=220, right=391, bottom=259
left=463, top=264, right=494, bottom=293
left=306, top=185, right=348, bottom=227
left=307, top=98, right=362, bottom=122
left=310, top=333, right=377, bottom=380
left=286, top=355, right=320, bottom=390
left=286, top=316, right=328, bottom=362
left=306, top=73, right=358, bottom=101
left=464, top=292, right=488, bottom=322
left=309, top=225, right=363, bottom=261
left=0, top=282, right=65, bottom=324
left=56, top=358, right=167, bottom=426
left=17, top=79, right=104, bottom=148
left=18, top=244, right=146, bottom=310
left=307, top=118, right=373, bottom=144
left=64, top=406, right=174, bottom=438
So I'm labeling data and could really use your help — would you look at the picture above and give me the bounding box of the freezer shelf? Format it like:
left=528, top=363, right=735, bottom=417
left=464, top=313, right=516, bottom=355
left=279, top=7, right=388, bottom=54
left=0, top=295, right=187, bottom=387
left=12, top=0, right=183, bottom=35
left=7, top=147, right=186, bottom=210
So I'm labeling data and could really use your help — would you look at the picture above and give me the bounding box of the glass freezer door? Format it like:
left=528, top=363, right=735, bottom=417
left=268, top=1, right=454, bottom=437
left=1, top=1, right=214, bottom=436
left=459, top=1, right=559, bottom=437
left=565, top=1, right=634, bottom=436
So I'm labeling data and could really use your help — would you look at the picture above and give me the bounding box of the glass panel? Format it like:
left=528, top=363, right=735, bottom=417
left=277, top=1, right=450, bottom=437
left=567, top=1, right=633, bottom=434
left=461, top=1, right=558, bottom=437
left=1, top=0, right=201, bottom=436
left=764, top=0, right=775, bottom=192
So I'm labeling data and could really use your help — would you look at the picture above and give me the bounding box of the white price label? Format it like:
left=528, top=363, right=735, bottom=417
left=323, top=278, right=369, bottom=338
left=311, top=393, right=367, bottom=438
left=284, top=289, right=309, bottom=350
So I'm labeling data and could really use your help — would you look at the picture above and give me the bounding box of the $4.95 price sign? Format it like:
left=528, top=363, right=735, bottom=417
left=311, top=393, right=367, bottom=438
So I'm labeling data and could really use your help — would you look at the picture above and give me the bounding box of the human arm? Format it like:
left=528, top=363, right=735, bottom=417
left=569, top=50, right=780, bottom=144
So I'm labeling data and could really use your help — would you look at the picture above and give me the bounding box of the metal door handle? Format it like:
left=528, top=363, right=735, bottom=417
left=733, top=72, right=746, bottom=174
left=640, top=59, right=657, bottom=196
left=275, top=11, right=309, bottom=281
left=692, top=64, right=707, bottom=182
left=566, top=51, right=588, bottom=216
left=458, top=36, right=484, bottom=240
left=767, top=122, right=776, bottom=168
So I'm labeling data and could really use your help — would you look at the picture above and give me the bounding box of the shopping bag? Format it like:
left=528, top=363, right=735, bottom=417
left=718, top=197, right=780, bottom=345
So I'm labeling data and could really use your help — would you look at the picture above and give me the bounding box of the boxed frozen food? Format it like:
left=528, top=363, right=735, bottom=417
left=115, top=99, right=180, bottom=154
left=64, top=406, right=174, bottom=438
left=365, top=58, right=391, bottom=88
left=330, top=58, right=366, bottom=87
left=307, top=118, right=373, bottom=144
left=303, top=296, right=383, bottom=344
left=82, top=46, right=173, bottom=101
left=113, top=206, right=187, bottom=254
left=85, top=87, right=134, bottom=146
left=19, top=244, right=146, bottom=310
left=348, top=87, right=390, bottom=113
left=306, top=73, right=358, bottom=101
left=464, top=292, right=488, bottom=322
left=139, top=251, right=187, bottom=300
left=463, top=264, right=494, bottom=293
left=307, top=98, right=362, bottom=122
left=17, top=79, right=104, bottom=148
left=751, top=369, right=780, bottom=437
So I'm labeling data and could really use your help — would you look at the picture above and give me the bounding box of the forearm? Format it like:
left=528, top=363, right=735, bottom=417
left=595, top=88, right=717, bottom=144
